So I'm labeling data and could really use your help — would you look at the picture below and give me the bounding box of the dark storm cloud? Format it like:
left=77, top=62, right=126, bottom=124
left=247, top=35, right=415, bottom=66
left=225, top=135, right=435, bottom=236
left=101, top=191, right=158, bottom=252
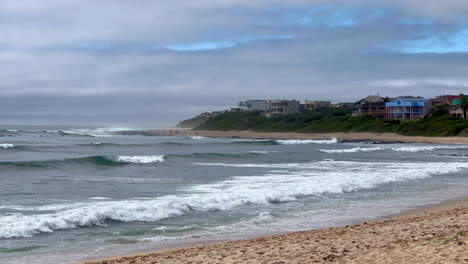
left=1, top=1, right=468, bottom=126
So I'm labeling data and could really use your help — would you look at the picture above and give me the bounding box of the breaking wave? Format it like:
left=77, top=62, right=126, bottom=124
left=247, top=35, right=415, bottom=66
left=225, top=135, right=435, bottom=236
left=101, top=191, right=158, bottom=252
left=0, top=150, right=273, bottom=169
left=320, top=145, right=468, bottom=154
left=249, top=151, right=270, bottom=154
left=276, top=138, right=338, bottom=145
left=0, top=155, right=166, bottom=168
left=319, top=147, right=383, bottom=154
left=0, top=143, right=15, bottom=149
left=58, top=128, right=135, bottom=138
left=1, top=159, right=466, bottom=239
left=391, top=146, right=466, bottom=152
left=190, top=136, right=209, bottom=140
left=115, top=155, right=166, bottom=164
left=0, top=129, right=19, bottom=133
left=185, top=137, right=338, bottom=145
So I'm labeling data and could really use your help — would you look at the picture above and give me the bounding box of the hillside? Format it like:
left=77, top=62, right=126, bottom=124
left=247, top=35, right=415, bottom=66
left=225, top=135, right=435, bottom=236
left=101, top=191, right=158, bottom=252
left=193, top=109, right=468, bottom=137
left=176, top=115, right=209, bottom=128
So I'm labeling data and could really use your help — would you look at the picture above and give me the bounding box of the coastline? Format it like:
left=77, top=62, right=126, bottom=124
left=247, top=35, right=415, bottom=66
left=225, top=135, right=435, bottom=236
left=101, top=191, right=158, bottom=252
left=73, top=129, right=468, bottom=264
left=76, top=196, right=468, bottom=264
left=134, top=129, right=468, bottom=145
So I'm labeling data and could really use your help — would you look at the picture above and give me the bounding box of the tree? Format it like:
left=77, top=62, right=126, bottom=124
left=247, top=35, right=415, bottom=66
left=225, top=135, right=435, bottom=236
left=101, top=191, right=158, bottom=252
left=460, top=94, right=468, bottom=119
left=431, top=103, right=449, bottom=117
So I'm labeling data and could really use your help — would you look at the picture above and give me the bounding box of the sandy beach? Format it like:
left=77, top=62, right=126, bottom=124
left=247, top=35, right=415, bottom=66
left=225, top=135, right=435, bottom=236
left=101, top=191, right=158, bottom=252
left=141, top=129, right=468, bottom=145
left=75, top=129, right=468, bottom=264
left=78, top=197, right=468, bottom=264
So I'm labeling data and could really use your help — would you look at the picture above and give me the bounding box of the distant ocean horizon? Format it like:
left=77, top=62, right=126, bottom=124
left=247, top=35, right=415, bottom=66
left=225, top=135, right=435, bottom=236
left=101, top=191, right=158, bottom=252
left=1, top=125, right=467, bottom=264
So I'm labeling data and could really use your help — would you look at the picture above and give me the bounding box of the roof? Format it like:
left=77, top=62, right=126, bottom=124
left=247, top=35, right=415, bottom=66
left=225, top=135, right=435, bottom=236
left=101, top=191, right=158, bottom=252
left=429, top=95, right=461, bottom=104
left=359, top=95, right=385, bottom=103
left=386, top=97, right=428, bottom=107
left=450, top=98, right=468, bottom=105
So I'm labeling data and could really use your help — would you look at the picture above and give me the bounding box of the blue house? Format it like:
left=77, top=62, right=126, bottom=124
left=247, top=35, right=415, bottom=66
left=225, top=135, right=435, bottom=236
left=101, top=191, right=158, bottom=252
left=385, top=97, right=429, bottom=120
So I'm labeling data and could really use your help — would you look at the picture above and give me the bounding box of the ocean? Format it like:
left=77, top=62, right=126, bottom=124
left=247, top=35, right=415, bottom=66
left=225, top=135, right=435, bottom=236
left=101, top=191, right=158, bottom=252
left=0, top=125, right=467, bottom=264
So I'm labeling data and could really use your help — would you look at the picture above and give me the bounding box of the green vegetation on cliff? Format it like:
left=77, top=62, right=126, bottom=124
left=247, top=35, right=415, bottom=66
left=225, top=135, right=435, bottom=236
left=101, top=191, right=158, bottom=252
left=176, top=115, right=209, bottom=128
left=193, top=109, right=468, bottom=137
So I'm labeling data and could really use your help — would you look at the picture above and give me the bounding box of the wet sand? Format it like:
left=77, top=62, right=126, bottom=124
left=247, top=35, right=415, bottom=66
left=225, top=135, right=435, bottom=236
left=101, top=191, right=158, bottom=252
left=77, top=199, right=468, bottom=264
left=138, top=129, right=468, bottom=145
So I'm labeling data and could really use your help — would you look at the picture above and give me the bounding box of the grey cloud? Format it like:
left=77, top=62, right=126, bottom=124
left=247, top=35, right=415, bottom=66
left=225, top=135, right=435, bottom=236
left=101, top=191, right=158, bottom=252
left=1, top=1, right=468, bottom=126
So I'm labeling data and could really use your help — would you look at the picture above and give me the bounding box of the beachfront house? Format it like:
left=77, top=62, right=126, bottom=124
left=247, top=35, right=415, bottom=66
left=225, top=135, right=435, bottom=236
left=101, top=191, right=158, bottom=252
left=238, top=100, right=268, bottom=112
left=385, top=97, right=429, bottom=120
left=357, top=95, right=388, bottom=119
left=427, top=95, right=461, bottom=115
left=304, top=100, right=331, bottom=110
left=449, top=97, right=468, bottom=118
left=267, top=100, right=300, bottom=116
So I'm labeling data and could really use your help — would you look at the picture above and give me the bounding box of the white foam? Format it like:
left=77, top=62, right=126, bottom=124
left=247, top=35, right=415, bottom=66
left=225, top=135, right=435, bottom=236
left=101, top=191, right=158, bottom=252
left=115, top=155, right=165, bottom=164
left=250, top=212, right=275, bottom=224
left=391, top=146, right=452, bottom=152
left=0, top=143, right=14, bottom=149
left=89, top=197, right=111, bottom=200
left=320, top=147, right=383, bottom=154
left=5, top=129, right=18, bottom=132
left=190, top=136, right=209, bottom=140
left=61, top=128, right=135, bottom=138
left=152, top=224, right=198, bottom=232
left=276, top=138, right=338, bottom=145
left=320, top=145, right=468, bottom=154
left=1, top=160, right=466, bottom=239
left=249, top=151, right=270, bottom=154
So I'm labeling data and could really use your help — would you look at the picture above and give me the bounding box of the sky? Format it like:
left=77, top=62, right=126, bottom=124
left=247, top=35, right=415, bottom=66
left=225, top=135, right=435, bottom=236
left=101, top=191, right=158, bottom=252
left=1, top=0, right=468, bottom=127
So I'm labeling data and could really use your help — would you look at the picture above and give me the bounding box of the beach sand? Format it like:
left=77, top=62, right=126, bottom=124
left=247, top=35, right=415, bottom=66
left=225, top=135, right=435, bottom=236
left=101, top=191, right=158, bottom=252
left=79, top=197, right=468, bottom=264
left=141, top=129, right=468, bottom=145
left=79, top=129, right=468, bottom=264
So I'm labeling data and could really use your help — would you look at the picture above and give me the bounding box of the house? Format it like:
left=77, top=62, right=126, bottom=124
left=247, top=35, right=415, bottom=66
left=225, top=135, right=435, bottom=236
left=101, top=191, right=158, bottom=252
left=304, top=100, right=331, bottom=110
left=427, top=95, right=461, bottom=115
left=267, top=100, right=300, bottom=116
left=357, top=95, right=388, bottom=119
left=450, top=98, right=468, bottom=118
left=238, top=100, right=268, bottom=112
left=385, top=97, right=429, bottom=120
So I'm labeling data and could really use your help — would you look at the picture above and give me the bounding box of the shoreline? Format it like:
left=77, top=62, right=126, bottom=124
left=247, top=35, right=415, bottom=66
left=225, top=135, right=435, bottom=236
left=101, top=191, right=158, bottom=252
left=74, top=129, right=468, bottom=263
left=76, top=196, right=468, bottom=264
left=128, top=129, right=468, bottom=145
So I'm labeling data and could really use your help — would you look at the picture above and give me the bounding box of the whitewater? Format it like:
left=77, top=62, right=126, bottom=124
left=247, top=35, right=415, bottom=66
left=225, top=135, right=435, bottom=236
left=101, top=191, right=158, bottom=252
left=0, top=126, right=467, bottom=264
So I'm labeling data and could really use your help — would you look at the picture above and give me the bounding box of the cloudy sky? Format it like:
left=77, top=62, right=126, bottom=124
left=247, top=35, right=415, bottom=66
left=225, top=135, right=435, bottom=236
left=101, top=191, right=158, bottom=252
left=2, top=0, right=468, bottom=127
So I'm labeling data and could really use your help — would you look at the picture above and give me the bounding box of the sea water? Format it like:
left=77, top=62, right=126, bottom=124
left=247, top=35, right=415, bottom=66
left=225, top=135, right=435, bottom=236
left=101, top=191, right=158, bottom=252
left=0, top=125, right=467, bottom=264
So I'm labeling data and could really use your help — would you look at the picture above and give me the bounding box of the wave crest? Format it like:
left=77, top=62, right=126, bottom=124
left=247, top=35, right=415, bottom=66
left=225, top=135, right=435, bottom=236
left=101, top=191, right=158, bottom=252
left=276, top=138, right=338, bottom=145
left=0, top=143, right=15, bottom=149
left=116, top=155, right=165, bottom=164
left=319, top=147, right=382, bottom=154
left=0, top=155, right=166, bottom=168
